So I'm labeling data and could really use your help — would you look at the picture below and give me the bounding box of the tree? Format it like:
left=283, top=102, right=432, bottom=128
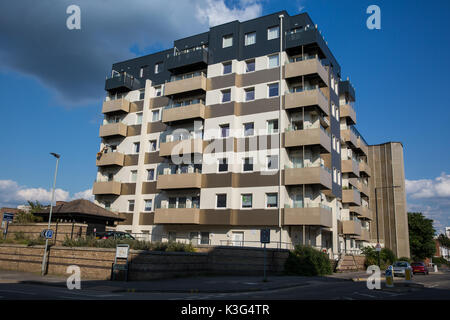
left=437, top=234, right=450, bottom=248
left=13, top=201, right=44, bottom=223
left=408, top=212, right=436, bottom=261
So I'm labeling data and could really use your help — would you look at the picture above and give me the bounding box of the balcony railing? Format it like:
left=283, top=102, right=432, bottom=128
left=164, top=98, right=205, bottom=110
left=168, top=71, right=206, bottom=83
left=284, top=202, right=332, bottom=211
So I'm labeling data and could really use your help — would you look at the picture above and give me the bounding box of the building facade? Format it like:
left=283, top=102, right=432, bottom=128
left=93, top=11, right=407, bottom=257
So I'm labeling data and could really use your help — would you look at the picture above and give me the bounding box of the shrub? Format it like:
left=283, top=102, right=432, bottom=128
left=361, top=246, right=397, bottom=270
left=284, top=245, right=332, bottom=276
left=61, top=236, right=195, bottom=252
left=431, top=257, right=450, bottom=267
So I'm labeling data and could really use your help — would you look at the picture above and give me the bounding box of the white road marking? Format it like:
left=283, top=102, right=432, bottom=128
left=0, top=289, right=36, bottom=295
left=354, top=292, right=376, bottom=298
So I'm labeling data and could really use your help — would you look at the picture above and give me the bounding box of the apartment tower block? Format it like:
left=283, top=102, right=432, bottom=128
left=93, top=11, right=409, bottom=257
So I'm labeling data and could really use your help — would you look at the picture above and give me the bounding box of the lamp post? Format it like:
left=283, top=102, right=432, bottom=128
left=41, top=153, right=60, bottom=276
left=374, top=185, right=400, bottom=267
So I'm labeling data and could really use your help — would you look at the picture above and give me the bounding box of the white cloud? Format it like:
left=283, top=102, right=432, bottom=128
left=0, top=180, right=93, bottom=208
left=196, top=0, right=262, bottom=27
left=406, top=173, right=450, bottom=199
left=406, top=172, right=450, bottom=235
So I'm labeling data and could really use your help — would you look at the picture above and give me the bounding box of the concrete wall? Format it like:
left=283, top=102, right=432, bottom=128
left=0, top=244, right=289, bottom=281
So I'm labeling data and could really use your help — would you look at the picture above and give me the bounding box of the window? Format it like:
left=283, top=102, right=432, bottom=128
left=149, top=140, right=157, bottom=151
left=332, top=104, right=336, bottom=117
left=337, top=140, right=341, bottom=154
left=220, top=124, right=230, bottom=138
left=221, top=89, right=231, bottom=103
left=267, top=26, right=280, bottom=40
left=130, top=170, right=137, bottom=182
left=218, top=158, right=228, bottom=172
left=267, top=119, right=278, bottom=134
left=333, top=168, right=337, bottom=183
left=268, top=54, right=279, bottom=68
left=245, top=32, right=256, bottom=46
left=267, top=155, right=279, bottom=170
left=243, top=157, right=253, bottom=172
left=128, top=200, right=135, bottom=212
left=144, top=199, right=152, bottom=211
left=338, top=170, right=342, bottom=186
left=222, top=34, right=233, bottom=48
left=133, top=142, right=140, bottom=154
left=335, top=107, right=339, bottom=120
left=152, top=109, right=160, bottom=122
left=104, top=202, right=111, bottom=210
left=332, top=135, right=336, bottom=150
left=147, top=169, right=155, bottom=181
left=268, top=83, right=279, bottom=97
left=178, top=197, right=187, bottom=208
left=245, top=59, right=255, bottom=73
left=136, top=112, right=143, bottom=125
left=168, top=232, right=176, bottom=242
left=139, top=89, right=145, bottom=100
left=241, top=194, right=252, bottom=208
left=140, top=67, right=144, bottom=78
left=216, top=194, right=227, bottom=208
left=154, top=62, right=162, bottom=74
left=200, top=232, right=210, bottom=245
left=243, top=122, right=254, bottom=136
left=155, top=86, right=162, bottom=97
left=266, top=193, right=278, bottom=208
left=245, top=87, right=255, bottom=101
left=223, top=62, right=232, bottom=75
left=192, top=196, right=200, bottom=208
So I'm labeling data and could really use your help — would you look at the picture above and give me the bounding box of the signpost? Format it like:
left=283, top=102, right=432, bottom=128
left=2, top=213, right=14, bottom=239
left=376, top=243, right=382, bottom=267
left=260, top=229, right=270, bottom=282
left=112, top=244, right=130, bottom=281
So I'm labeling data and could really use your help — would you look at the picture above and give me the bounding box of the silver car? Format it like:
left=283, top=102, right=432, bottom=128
left=392, top=261, right=413, bottom=277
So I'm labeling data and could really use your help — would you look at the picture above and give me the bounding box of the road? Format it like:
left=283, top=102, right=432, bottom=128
left=0, top=271, right=449, bottom=300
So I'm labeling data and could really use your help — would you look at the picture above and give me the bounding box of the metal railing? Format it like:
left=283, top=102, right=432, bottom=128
left=284, top=202, right=332, bottom=211
left=167, top=71, right=206, bottom=83
left=164, top=98, right=205, bottom=110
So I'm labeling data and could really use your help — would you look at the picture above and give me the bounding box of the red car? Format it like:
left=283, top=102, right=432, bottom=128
left=411, top=262, right=429, bottom=275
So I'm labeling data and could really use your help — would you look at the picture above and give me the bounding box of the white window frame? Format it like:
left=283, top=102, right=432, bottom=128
left=144, top=199, right=153, bottom=212
left=241, top=193, right=253, bottom=209
left=244, top=87, right=255, bottom=102
left=265, top=193, right=278, bottom=209
left=151, top=109, right=161, bottom=122
left=243, top=122, right=254, bottom=137
left=155, top=86, right=162, bottom=97
left=268, top=54, right=279, bottom=68
left=149, top=139, right=158, bottom=152
left=136, top=112, right=143, bottom=125
left=245, top=59, right=256, bottom=73
left=243, top=157, right=254, bottom=172
left=267, top=119, right=279, bottom=134
left=267, top=82, right=279, bottom=98
left=222, top=34, right=233, bottom=48
left=128, top=200, right=135, bottom=212
left=133, top=142, right=140, bottom=154
left=222, top=61, right=232, bottom=75
left=216, top=194, right=227, bottom=209
left=147, top=168, right=155, bottom=181
left=244, top=32, right=256, bottom=46
left=130, top=170, right=137, bottom=182
left=218, top=158, right=228, bottom=173
left=221, top=89, right=231, bottom=103
left=267, top=25, right=280, bottom=40
left=267, top=155, right=279, bottom=171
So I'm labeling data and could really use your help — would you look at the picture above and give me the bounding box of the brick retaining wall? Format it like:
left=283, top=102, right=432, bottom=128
left=0, top=244, right=289, bottom=280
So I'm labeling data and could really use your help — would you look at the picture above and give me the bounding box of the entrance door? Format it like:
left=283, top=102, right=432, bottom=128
left=232, top=232, right=244, bottom=246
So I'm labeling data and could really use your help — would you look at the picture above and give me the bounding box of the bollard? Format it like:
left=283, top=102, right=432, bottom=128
left=405, top=267, right=412, bottom=283
left=385, top=266, right=394, bottom=288
left=434, top=264, right=438, bottom=273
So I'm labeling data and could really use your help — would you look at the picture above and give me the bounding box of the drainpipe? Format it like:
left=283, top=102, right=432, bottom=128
left=278, top=14, right=284, bottom=248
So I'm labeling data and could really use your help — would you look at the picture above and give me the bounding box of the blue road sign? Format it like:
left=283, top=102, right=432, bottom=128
left=2, top=213, right=14, bottom=222
left=44, top=229, right=54, bottom=239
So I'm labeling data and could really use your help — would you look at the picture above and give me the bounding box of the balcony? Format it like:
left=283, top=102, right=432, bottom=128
left=102, top=98, right=130, bottom=114
left=342, top=220, right=362, bottom=236
left=284, top=88, right=329, bottom=116
left=159, top=138, right=205, bottom=157
left=92, top=181, right=121, bottom=195
left=341, top=159, right=360, bottom=178
left=96, top=152, right=124, bottom=167
left=99, top=122, right=127, bottom=138
left=156, top=172, right=202, bottom=189
left=284, top=166, right=332, bottom=189
left=200, top=210, right=232, bottom=225
left=341, top=128, right=358, bottom=148
left=284, top=127, right=331, bottom=153
left=166, top=48, right=208, bottom=71
left=342, top=188, right=361, bottom=206
left=340, top=103, right=356, bottom=125
left=105, top=72, right=140, bottom=93
left=358, top=228, right=370, bottom=242
left=359, top=161, right=371, bottom=176
left=285, top=57, right=329, bottom=85
left=358, top=181, right=370, bottom=198
left=357, top=137, right=369, bottom=156
left=162, top=102, right=205, bottom=123
left=154, top=208, right=200, bottom=224
left=283, top=205, right=333, bottom=227
left=349, top=205, right=372, bottom=220
left=164, top=72, right=207, bottom=96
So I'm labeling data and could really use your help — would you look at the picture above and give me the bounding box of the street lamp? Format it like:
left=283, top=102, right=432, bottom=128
left=41, top=152, right=60, bottom=276
left=374, top=185, right=400, bottom=267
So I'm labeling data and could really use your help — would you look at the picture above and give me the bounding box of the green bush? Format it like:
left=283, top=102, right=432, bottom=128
left=61, top=236, right=195, bottom=252
left=431, top=257, right=450, bottom=267
left=361, top=246, right=398, bottom=270
left=284, top=245, right=332, bottom=276
left=0, top=232, right=45, bottom=246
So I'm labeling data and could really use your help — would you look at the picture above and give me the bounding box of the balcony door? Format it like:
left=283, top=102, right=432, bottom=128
left=232, top=232, right=244, bottom=246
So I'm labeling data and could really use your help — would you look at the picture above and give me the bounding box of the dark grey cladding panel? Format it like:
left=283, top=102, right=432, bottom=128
left=208, top=20, right=241, bottom=65
left=111, top=49, right=173, bottom=87
left=174, top=32, right=209, bottom=50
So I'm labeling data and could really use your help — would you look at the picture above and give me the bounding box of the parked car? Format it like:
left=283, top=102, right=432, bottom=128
left=411, top=262, right=429, bottom=275
left=94, top=231, right=135, bottom=240
left=392, top=261, right=412, bottom=277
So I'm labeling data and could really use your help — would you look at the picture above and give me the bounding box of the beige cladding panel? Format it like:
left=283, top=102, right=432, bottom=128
left=96, top=152, right=125, bottom=167
left=102, top=99, right=130, bottom=114
left=230, top=209, right=278, bottom=226
left=159, top=139, right=205, bottom=157
left=99, top=123, right=127, bottom=137
left=284, top=167, right=332, bottom=189
left=154, top=208, right=200, bottom=224
left=139, top=212, right=155, bottom=225
left=340, top=104, right=356, bottom=124
left=342, top=220, right=362, bottom=236
left=164, top=75, right=207, bottom=96
left=162, top=103, right=205, bottom=123
left=284, top=89, right=329, bottom=116
left=92, top=181, right=121, bottom=195
left=284, top=58, right=329, bottom=86
left=284, top=128, right=331, bottom=152
left=283, top=207, right=332, bottom=228
left=150, top=96, right=170, bottom=109
left=127, top=124, right=142, bottom=137
left=156, top=173, right=202, bottom=189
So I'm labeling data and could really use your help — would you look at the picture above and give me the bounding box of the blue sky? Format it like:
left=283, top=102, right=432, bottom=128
left=0, top=0, right=448, bottom=233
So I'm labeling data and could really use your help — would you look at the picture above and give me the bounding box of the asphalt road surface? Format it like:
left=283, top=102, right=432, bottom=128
left=0, top=270, right=449, bottom=300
